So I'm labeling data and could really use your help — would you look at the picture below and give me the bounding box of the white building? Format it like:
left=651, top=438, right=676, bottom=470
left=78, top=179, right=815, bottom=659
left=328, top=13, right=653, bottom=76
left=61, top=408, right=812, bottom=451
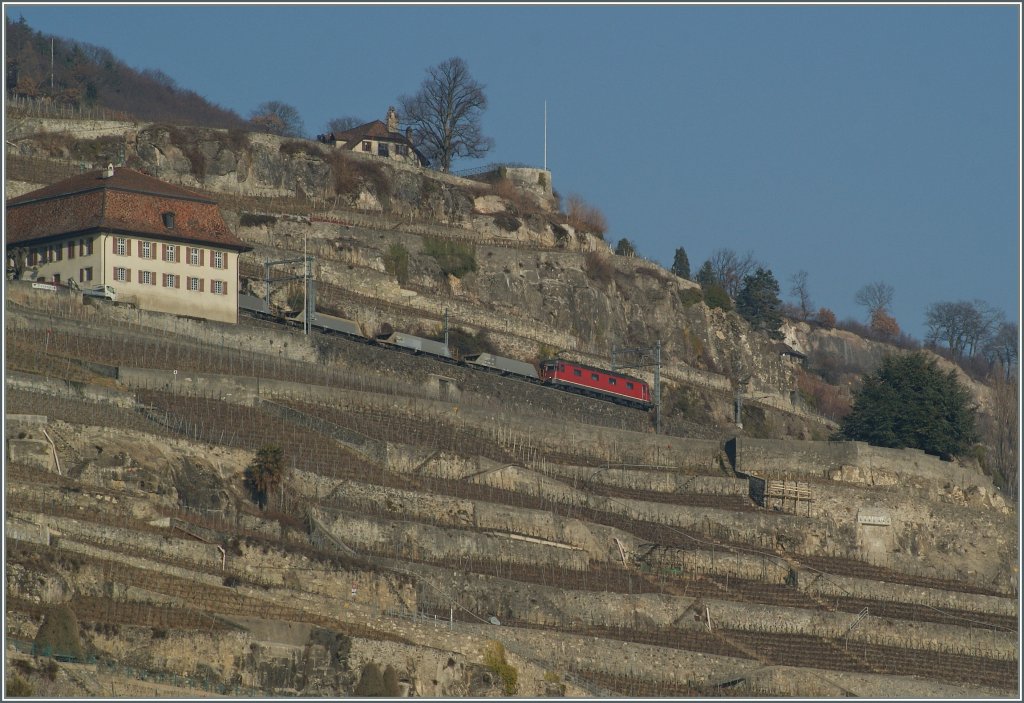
left=6, top=165, right=252, bottom=324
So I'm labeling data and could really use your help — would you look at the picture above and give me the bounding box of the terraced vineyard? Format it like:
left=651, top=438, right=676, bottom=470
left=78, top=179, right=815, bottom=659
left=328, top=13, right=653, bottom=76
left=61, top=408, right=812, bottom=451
left=5, top=296, right=1018, bottom=698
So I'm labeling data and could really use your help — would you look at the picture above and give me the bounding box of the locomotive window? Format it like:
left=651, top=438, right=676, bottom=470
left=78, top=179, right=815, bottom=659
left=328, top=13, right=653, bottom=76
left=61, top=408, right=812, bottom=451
left=626, top=382, right=634, bottom=390
left=574, top=369, right=582, bottom=377
left=609, top=378, right=616, bottom=385
left=591, top=373, right=599, bottom=381
left=558, top=363, right=565, bottom=372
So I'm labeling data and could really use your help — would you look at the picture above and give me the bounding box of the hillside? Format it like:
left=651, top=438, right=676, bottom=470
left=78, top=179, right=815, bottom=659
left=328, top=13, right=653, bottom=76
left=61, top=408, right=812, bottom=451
left=5, top=16, right=248, bottom=129
left=4, top=115, right=1019, bottom=698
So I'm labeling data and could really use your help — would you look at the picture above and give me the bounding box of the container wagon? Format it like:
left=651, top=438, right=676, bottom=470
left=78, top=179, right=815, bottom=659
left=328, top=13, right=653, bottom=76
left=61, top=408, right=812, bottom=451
left=464, top=353, right=538, bottom=380
left=377, top=332, right=452, bottom=359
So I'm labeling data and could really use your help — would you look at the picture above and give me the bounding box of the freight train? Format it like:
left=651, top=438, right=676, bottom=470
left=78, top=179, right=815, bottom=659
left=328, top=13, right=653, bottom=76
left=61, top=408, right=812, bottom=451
left=238, top=293, right=653, bottom=410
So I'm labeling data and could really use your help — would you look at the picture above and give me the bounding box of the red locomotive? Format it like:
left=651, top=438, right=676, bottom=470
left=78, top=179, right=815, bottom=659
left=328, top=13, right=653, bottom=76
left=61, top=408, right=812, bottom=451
left=539, top=358, right=653, bottom=409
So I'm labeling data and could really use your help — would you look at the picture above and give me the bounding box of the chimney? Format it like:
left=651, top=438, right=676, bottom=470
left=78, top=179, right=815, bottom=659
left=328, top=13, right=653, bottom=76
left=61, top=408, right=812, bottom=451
left=386, top=106, right=399, bottom=133
left=102, top=163, right=114, bottom=179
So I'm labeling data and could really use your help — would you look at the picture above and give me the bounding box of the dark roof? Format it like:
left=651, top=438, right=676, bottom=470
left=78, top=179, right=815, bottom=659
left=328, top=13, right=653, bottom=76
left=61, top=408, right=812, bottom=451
left=773, top=341, right=808, bottom=360
left=5, top=167, right=252, bottom=251
left=329, top=120, right=399, bottom=143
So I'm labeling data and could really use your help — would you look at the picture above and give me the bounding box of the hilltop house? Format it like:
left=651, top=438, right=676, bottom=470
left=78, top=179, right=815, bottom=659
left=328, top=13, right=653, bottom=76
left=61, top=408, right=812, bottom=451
left=318, top=106, right=428, bottom=167
left=5, top=165, right=252, bottom=324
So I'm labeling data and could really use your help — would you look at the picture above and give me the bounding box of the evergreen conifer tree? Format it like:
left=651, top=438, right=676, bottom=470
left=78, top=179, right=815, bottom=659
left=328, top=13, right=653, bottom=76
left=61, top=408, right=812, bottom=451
left=735, top=267, right=784, bottom=339
left=671, top=247, right=691, bottom=279
left=838, top=352, right=978, bottom=457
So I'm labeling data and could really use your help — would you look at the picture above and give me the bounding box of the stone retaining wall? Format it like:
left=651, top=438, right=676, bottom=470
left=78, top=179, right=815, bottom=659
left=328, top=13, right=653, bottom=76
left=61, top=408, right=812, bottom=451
left=6, top=370, right=134, bottom=407
left=5, top=515, right=51, bottom=546
left=322, top=511, right=591, bottom=572
left=798, top=569, right=1017, bottom=617
left=732, top=436, right=991, bottom=490
left=411, top=562, right=1016, bottom=662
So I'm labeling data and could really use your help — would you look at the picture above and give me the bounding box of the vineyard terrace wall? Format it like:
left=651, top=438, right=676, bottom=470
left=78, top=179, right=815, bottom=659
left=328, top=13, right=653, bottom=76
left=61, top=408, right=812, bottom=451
left=730, top=436, right=991, bottom=489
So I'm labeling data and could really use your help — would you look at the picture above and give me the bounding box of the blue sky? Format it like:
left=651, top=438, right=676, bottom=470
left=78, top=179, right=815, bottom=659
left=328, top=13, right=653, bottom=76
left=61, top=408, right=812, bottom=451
left=5, top=3, right=1021, bottom=341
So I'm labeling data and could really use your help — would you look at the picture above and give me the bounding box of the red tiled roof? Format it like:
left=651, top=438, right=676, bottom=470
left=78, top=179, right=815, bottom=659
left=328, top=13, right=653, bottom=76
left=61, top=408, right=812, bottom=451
left=5, top=167, right=252, bottom=251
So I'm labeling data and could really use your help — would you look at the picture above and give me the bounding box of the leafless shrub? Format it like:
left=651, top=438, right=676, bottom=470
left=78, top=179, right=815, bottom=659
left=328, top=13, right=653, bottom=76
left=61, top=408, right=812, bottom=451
left=565, top=194, right=607, bottom=238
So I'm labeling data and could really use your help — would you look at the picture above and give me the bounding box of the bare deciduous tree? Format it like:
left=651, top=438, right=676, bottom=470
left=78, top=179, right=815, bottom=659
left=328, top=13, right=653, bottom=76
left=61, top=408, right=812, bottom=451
left=398, top=57, right=493, bottom=172
left=706, top=248, right=761, bottom=299
left=249, top=100, right=305, bottom=138
left=789, top=270, right=813, bottom=321
left=984, top=322, right=1018, bottom=379
left=854, top=281, right=894, bottom=318
left=984, top=366, right=1018, bottom=498
left=961, top=300, right=1004, bottom=358
left=925, top=299, right=1005, bottom=361
left=326, top=116, right=363, bottom=134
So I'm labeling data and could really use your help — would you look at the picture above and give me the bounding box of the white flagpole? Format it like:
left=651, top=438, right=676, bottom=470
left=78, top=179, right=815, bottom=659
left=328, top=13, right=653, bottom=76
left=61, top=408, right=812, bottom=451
left=544, top=100, right=547, bottom=171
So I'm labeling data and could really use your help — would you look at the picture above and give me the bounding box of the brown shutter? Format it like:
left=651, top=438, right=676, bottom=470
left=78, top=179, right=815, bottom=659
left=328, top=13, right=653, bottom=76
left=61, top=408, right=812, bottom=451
left=175, top=275, right=180, bottom=289
left=161, top=244, right=167, bottom=261
left=126, top=269, right=132, bottom=283
left=200, top=278, right=205, bottom=292
left=200, top=249, right=205, bottom=266
left=223, top=253, right=229, bottom=271
left=126, top=239, right=132, bottom=256
left=112, top=237, right=117, bottom=254
left=67, top=242, right=74, bottom=259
